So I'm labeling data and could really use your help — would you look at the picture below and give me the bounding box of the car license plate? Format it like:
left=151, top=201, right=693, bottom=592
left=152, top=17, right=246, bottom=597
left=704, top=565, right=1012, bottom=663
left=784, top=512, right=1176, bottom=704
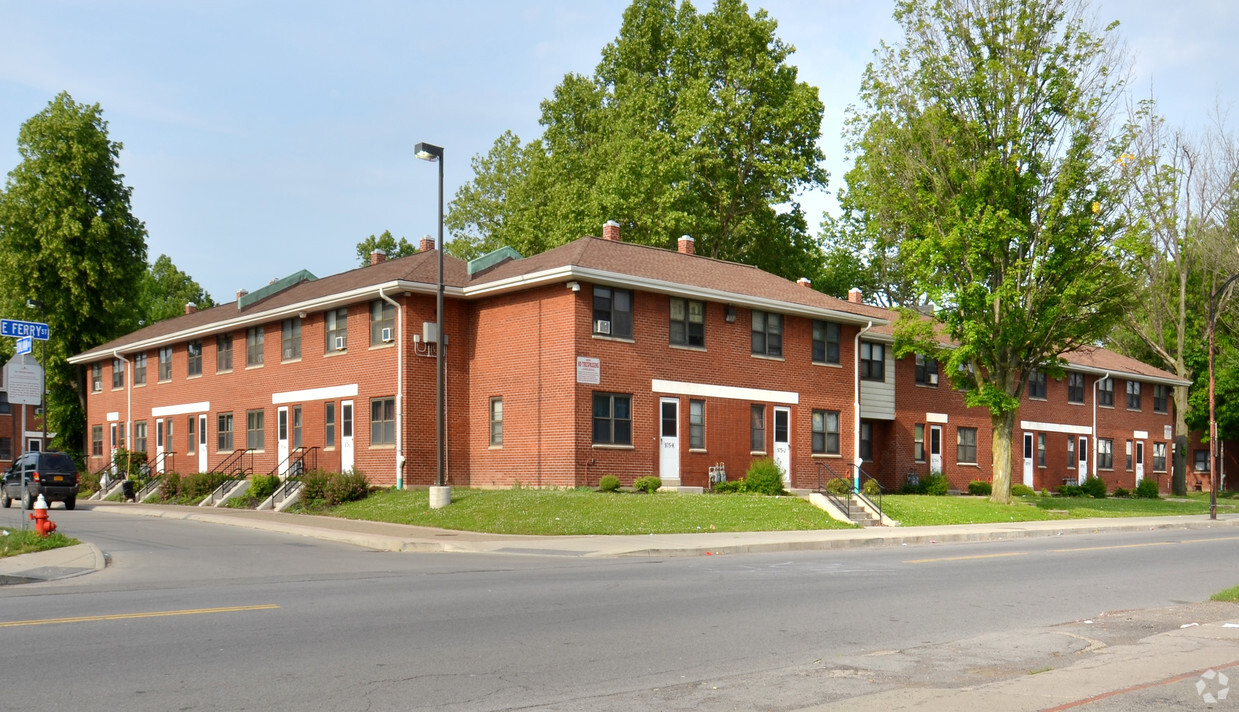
left=53, top=476, right=63, bottom=482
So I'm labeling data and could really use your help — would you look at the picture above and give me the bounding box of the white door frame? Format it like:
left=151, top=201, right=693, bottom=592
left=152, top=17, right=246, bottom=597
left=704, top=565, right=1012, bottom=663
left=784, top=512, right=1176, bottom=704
left=773, top=406, right=791, bottom=486
left=929, top=425, right=943, bottom=474
left=198, top=414, right=208, bottom=474
left=341, top=400, right=354, bottom=472
left=109, top=423, right=119, bottom=474
left=1023, top=432, right=1034, bottom=487
left=1077, top=436, right=1089, bottom=485
left=277, top=406, right=290, bottom=475
left=155, top=418, right=165, bottom=473
left=1135, top=440, right=1145, bottom=483
left=658, top=397, right=680, bottom=487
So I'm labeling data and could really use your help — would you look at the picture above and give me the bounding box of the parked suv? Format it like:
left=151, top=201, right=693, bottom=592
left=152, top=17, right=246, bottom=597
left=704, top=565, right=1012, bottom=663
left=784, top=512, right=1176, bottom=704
left=1, top=451, right=80, bottom=510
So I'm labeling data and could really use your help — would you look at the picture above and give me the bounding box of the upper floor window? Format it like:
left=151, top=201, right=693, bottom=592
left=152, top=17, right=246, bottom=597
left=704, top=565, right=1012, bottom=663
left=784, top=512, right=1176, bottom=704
left=1153, top=384, right=1169, bottom=414
left=369, top=301, right=394, bottom=346
left=91, top=363, right=101, bottom=392
left=187, top=340, right=203, bottom=377
left=751, top=311, right=782, bottom=357
left=812, top=320, right=841, bottom=364
left=246, top=327, right=264, bottom=367
left=1098, top=377, right=1113, bottom=407
left=134, top=353, right=147, bottom=385
left=860, top=342, right=885, bottom=381
left=325, top=308, right=348, bottom=353
left=282, top=318, right=302, bottom=360
left=112, top=358, right=125, bottom=389
left=1067, top=373, right=1085, bottom=403
left=217, top=335, right=233, bottom=372
left=158, top=346, right=173, bottom=381
left=1028, top=370, right=1046, bottom=399
left=593, top=286, right=633, bottom=339
left=915, top=354, right=939, bottom=387
left=669, top=298, right=704, bottom=347
left=1126, top=381, right=1142, bottom=410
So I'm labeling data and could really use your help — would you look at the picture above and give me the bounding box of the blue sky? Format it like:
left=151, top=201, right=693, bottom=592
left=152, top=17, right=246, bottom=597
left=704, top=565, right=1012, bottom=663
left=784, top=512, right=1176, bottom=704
left=1, top=1, right=1236, bottom=302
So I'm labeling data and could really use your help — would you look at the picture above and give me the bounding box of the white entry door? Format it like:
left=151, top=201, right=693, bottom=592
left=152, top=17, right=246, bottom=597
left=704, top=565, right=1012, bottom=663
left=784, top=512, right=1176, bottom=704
left=1023, top=432, right=1034, bottom=487
left=341, top=400, right=354, bottom=472
left=773, top=406, right=791, bottom=486
left=1077, top=436, right=1089, bottom=484
left=929, top=425, right=943, bottom=474
left=198, top=414, right=208, bottom=473
left=1135, top=441, right=1145, bottom=483
left=155, top=418, right=165, bottom=473
left=659, top=397, right=680, bottom=487
left=109, top=424, right=119, bottom=474
left=277, top=406, right=289, bottom=475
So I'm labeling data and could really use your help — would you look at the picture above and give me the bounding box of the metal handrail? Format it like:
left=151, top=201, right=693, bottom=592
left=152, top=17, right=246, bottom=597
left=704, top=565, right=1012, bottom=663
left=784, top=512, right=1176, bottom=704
left=849, top=464, right=884, bottom=522
left=212, top=449, right=254, bottom=477
left=268, top=446, right=319, bottom=477
left=816, top=461, right=853, bottom=520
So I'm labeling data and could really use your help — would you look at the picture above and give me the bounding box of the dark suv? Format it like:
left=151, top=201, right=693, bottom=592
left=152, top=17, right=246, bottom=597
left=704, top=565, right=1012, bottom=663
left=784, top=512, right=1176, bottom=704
left=1, top=451, right=80, bottom=510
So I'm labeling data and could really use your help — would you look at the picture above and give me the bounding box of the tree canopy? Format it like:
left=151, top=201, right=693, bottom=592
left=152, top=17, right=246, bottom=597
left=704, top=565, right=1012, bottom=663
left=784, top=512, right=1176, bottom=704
left=446, top=0, right=827, bottom=282
left=844, top=0, right=1137, bottom=502
left=355, top=230, right=417, bottom=267
left=0, top=92, right=148, bottom=456
left=137, top=254, right=216, bottom=325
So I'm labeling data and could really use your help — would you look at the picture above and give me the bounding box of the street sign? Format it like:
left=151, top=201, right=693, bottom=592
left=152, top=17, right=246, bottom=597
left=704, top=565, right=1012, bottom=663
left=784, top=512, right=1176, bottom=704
left=0, top=319, right=49, bottom=341
left=2, top=353, right=43, bottom=405
left=14, top=335, right=32, bottom=355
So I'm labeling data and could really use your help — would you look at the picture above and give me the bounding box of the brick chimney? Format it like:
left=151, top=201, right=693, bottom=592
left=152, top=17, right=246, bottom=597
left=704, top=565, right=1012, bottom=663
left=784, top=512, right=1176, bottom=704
left=370, top=249, right=387, bottom=266
left=185, top=302, right=198, bottom=315
left=678, top=235, right=695, bottom=255
left=848, top=287, right=863, bottom=304
left=236, top=289, right=249, bottom=301
left=419, top=236, right=435, bottom=252
left=603, top=220, right=621, bottom=242
left=797, top=277, right=811, bottom=288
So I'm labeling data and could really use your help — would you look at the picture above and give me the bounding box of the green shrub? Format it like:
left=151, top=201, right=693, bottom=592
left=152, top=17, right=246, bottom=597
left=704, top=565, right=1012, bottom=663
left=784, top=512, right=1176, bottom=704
left=825, top=478, right=851, bottom=495
left=1135, top=478, right=1160, bottom=499
left=633, top=476, right=662, bottom=494
left=743, top=458, right=785, bottom=495
left=301, top=469, right=370, bottom=506
left=899, top=478, right=925, bottom=494
left=713, top=479, right=743, bottom=493
left=1011, top=483, right=1035, bottom=497
left=924, top=473, right=950, bottom=496
left=967, top=480, right=992, bottom=496
left=1112, top=486, right=1130, bottom=498
left=249, top=473, right=281, bottom=501
left=862, top=478, right=882, bottom=496
left=1058, top=484, right=1085, bottom=497
left=1082, top=476, right=1107, bottom=499
left=598, top=475, right=620, bottom=493
left=180, top=472, right=231, bottom=500
left=1040, top=488, right=1050, bottom=497
left=78, top=468, right=101, bottom=496
left=159, top=472, right=181, bottom=501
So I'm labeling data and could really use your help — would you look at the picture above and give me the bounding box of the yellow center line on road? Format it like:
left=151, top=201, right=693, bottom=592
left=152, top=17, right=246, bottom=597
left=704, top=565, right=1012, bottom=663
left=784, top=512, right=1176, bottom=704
left=904, top=552, right=1028, bottom=564
left=0, top=604, right=279, bottom=628
left=1180, top=535, right=1239, bottom=544
left=1051, top=542, right=1174, bottom=554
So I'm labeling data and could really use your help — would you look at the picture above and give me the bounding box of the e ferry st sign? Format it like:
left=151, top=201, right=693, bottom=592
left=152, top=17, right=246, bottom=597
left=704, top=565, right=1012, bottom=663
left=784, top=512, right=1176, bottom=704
left=0, top=319, right=49, bottom=341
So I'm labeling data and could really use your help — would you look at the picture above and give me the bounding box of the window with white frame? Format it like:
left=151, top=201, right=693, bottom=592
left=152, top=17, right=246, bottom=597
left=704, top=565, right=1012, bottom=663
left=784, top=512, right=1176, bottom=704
left=216, top=335, right=233, bottom=372
left=282, top=318, right=301, bottom=360
left=246, top=327, right=264, bottom=367
left=689, top=399, right=705, bottom=450
left=187, top=340, right=203, bottom=377
left=489, top=397, right=503, bottom=447
left=246, top=409, right=264, bottom=450
left=134, top=421, right=147, bottom=453
left=112, top=358, right=125, bottom=389
left=91, top=363, right=101, bottom=392
left=750, top=404, right=766, bottom=451
left=751, top=311, right=783, bottom=357
left=914, top=423, right=925, bottom=461
left=957, top=427, right=977, bottom=464
left=325, top=308, right=348, bottom=353
left=1037, top=433, right=1046, bottom=467
left=669, top=298, right=705, bottom=348
left=134, top=352, right=147, bottom=385
left=158, top=346, right=173, bottom=381
left=1098, top=438, right=1113, bottom=469
left=1195, top=449, right=1210, bottom=473
left=370, top=397, right=395, bottom=445
left=1126, top=381, right=1142, bottom=410
left=812, top=410, right=840, bottom=455
left=1153, top=442, right=1167, bottom=472
left=369, top=301, right=395, bottom=346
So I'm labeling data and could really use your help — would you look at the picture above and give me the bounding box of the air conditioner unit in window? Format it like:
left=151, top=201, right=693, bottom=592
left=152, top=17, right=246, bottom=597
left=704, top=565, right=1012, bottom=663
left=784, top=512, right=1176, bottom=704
left=595, top=320, right=612, bottom=335
left=928, top=372, right=938, bottom=385
left=283, top=347, right=294, bottom=359
left=381, top=327, right=393, bottom=342
left=334, top=336, right=345, bottom=351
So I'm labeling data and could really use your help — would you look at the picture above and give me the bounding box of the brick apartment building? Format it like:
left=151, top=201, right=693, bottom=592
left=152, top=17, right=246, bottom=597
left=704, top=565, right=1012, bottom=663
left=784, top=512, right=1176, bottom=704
left=68, top=223, right=1195, bottom=494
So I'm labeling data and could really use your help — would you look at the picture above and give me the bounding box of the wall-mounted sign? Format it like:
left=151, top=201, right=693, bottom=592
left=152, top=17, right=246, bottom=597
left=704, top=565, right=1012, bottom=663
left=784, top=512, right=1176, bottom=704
left=576, top=356, right=600, bottom=385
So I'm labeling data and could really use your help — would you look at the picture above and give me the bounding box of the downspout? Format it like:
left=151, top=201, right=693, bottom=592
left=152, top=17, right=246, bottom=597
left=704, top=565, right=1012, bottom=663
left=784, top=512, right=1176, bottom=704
left=1092, top=372, right=1110, bottom=481
left=853, top=321, right=873, bottom=494
left=113, top=349, right=131, bottom=456
left=379, top=287, right=404, bottom=489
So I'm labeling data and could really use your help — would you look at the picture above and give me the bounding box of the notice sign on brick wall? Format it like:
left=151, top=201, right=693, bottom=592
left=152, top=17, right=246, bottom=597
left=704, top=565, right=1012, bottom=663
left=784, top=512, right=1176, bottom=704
left=576, top=356, right=600, bottom=385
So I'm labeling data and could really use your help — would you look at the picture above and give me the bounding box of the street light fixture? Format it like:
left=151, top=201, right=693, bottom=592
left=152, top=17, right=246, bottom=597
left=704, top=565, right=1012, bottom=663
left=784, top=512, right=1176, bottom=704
left=415, top=141, right=449, bottom=508
left=1207, top=273, right=1239, bottom=521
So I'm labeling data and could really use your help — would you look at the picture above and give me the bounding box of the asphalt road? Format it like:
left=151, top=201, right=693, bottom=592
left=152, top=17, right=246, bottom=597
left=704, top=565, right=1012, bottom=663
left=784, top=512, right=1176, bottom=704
left=1, top=505, right=1237, bottom=711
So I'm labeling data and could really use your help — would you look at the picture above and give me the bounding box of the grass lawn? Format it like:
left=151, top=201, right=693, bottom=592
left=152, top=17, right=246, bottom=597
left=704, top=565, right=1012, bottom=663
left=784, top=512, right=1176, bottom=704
left=884, top=494, right=1215, bottom=527
left=0, top=530, right=79, bottom=559
left=329, top=488, right=856, bottom=535
left=1212, top=585, right=1239, bottom=603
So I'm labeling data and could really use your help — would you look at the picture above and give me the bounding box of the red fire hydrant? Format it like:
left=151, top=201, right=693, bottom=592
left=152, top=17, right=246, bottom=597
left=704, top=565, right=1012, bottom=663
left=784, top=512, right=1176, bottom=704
left=29, top=494, right=56, bottom=537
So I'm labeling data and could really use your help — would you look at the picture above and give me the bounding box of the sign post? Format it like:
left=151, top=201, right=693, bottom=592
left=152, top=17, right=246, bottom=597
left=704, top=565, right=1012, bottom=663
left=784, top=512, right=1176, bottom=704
left=4, top=312, right=50, bottom=529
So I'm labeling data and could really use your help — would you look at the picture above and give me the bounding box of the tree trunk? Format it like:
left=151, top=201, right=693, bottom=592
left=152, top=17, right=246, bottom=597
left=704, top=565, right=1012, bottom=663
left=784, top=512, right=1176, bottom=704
left=1172, top=384, right=1189, bottom=495
left=990, top=409, right=1016, bottom=504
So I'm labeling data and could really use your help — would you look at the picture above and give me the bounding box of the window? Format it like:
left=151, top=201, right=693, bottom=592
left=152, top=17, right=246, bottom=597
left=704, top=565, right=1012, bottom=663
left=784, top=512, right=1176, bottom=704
left=669, top=298, right=705, bottom=347
left=689, top=399, right=705, bottom=449
left=914, top=423, right=925, bottom=461
left=813, top=410, right=840, bottom=455
left=593, top=286, right=633, bottom=339
left=134, top=421, right=148, bottom=454
left=217, top=335, right=233, bottom=372
left=860, top=422, right=873, bottom=460
left=916, top=354, right=939, bottom=386
left=1126, top=381, right=1142, bottom=410
left=1028, top=370, right=1046, bottom=399
left=112, top=358, right=125, bottom=389
left=1153, top=385, right=1168, bottom=414
left=746, top=404, right=766, bottom=451
left=91, top=426, right=103, bottom=456
left=292, top=406, right=302, bottom=449
left=134, top=353, right=147, bottom=385
left=246, top=327, right=264, bottom=367
left=1153, top=442, right=1167, bottom=472
left=1195, top=449, right=1210, bottom=473
left=0, top=392, right=9, bottom=415
left=218, top=413, right=234, bottom=451
left=592, top=393, right=632, bottom=445
left=187, top=416, right=195, bottom=456
left=1098, top=438, right=1113, bottom=469
left=957, top=427, right=978, bottom=464
left=751, top=311, right=783, bottom=357
left=246, top=409, right=265, bottom=450
left=860, top=342, right=885, bottom=381
left=325, top=402, right=336, bottom=449
left=91, top=363, right=102, bottom=392
left=489, top=397, right=503, bottom=447
left=187, top=340, right=203, bottom=377
left=0, top=438, right=10, bottom=461
left=282, top=318, right=301, bottom=360
left=1067, top=436, right=1075, bottom=469
left=342, top=402, right=353, bottom=440
left=1037, top=433, right=1046, bottom=467
left=812, top=320, right=841, bottom=364
left=1098, top=377, right=1113, bottom=407
left=368, top=398, right=395, bottom=445
left=1067, top=373, right=1085, bottom=403
left=369, top=301, right=394, bottom=346
left=325, top=308, right=348, bottom=352
left=158, top=346, right=173, bottom=381
left=1125, top=440, right=1133, bottom=470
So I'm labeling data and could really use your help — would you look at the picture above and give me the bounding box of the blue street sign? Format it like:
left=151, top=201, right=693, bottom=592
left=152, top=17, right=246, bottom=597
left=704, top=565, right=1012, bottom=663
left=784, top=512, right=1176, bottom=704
left=0, top=319, right=49, bottom=340
left=14, top=335, right=32, bottom=355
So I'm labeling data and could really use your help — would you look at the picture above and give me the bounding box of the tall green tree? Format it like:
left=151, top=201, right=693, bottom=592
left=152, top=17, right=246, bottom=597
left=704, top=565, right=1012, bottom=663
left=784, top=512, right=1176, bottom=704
left=137, top=254, right=216, bottom=325
left=845, top=0, right=1137, bottom=503
left=0, top=92, right=148, bottom=456
left=355, top=229, right=416, bottom=266
left=446, top=0, right=827, bottom=281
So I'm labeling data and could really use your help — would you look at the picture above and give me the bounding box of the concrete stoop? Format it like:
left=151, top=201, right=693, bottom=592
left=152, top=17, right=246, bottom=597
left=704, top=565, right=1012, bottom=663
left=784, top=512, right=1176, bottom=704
left=810, top=492, right=896, bottom=527
left=201, top=479, right=250, bottom=507
left=258, top=481, right=303, bottom=512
